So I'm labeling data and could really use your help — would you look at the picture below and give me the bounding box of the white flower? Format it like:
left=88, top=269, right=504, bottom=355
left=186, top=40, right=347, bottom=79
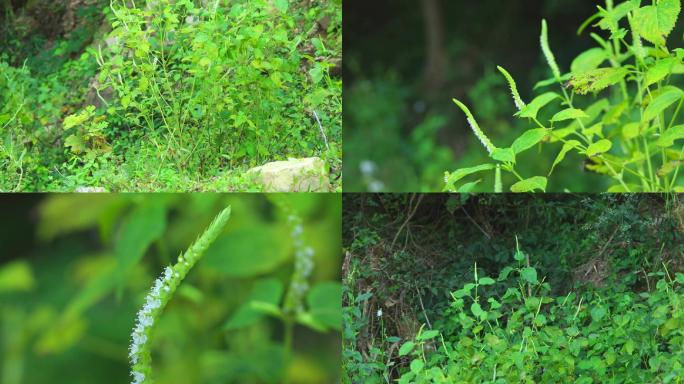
left=377, top=309, right=383, bottom=318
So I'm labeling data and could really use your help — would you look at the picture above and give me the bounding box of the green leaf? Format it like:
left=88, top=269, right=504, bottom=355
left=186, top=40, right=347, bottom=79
left=549, top=140, right=581, bottom=176
left=512, top=128, right=549, bottom=154
left=224, top=278, right=284, bottom=330
left=410, top=359, right=425, bottom=374
left=518, top=92, right=560, bottom=119
left=307, top=282, right=342, bottom=331
left=203, top=225, right=290, bottom=277
left=633, top=0, right=681, bottom=46
left=399, top=341, right=415, bottom=356
left=656, top=125, right=684, bottom=147
left=622, top=123, right=641, bottom=139
left=591, top=305, right=607, bottom=322
left=491, top=147, right=515, bottom=163
left=457, top=180, right=481, bottom=193
left=585, top=139, right=613, bottom=157
left=551, top=108, right=589, bottom=122
left=115, top=201, right=167, bottom=286
left=569, top=67, right=629, bottom=95
left=418, top=330, right=440, bottom=340
left=520, top=267, right=538, bottom=284
left=511, top=176, right=548, bottom=192
left=646, top=57, right=678, bottom=87
left=643, top=87, right=684, bottom=121
left=445, top=164, right=496, bottom=186
left=471, top=302, right=485, bottom=318
left=273, top=0, right=289, bottom=12
left=571, top=48, right=607, bottom=74
left=64, top=134, right=86, bottom=154
left=478, top=277, right=496, bottom=286
left=0, top=260, right=35, bottom=293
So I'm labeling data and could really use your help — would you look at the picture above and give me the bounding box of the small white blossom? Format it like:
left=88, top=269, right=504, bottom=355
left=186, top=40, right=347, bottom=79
left=377, top=309, right=383, bottom=318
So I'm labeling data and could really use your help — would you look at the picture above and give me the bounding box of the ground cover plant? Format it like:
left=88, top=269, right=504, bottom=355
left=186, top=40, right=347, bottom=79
left=342, top=194, right=684, bottom=383
left=0, top=0, right=341, bottom=191
left=448, top=0, right=684, bottom=192
left=0, top=193, right=342, bottom=383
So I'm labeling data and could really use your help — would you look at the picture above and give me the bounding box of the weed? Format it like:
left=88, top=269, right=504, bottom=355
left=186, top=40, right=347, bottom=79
left=447, top=0, right=684, bottom=192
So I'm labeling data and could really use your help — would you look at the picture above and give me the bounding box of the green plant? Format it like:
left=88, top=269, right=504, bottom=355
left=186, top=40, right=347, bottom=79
left=130, top=206, right=231, bottom=383
left=447, top=0, right=684, bottom=192
left=397, top=240, right=684, bottom=383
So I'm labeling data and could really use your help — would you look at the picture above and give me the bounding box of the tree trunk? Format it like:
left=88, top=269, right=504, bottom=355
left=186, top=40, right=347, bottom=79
left=421, top=0, right=446, bottom=93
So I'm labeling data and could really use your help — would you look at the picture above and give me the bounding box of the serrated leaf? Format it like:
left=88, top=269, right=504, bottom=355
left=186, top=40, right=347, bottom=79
left=471, top=302, right=484, bottom=317
left=551, top=108, right=589, bottom=122
left=64, top=134, right=86, bottom=154
left=571, top=48, right=607, bottom=74
left=512, top=128, right=549, bottom=154
left=520, top=267, right=538, bottom=284
left=518, top=92, right=560, bottom=119
left=585, top=139, right=613, bottom=156
left=273, top=0, right=289, bottom=12
left=307, top=282, right=342, bottom=331
left=591, top=305, right=607, bottom=322
left=658, top=160, right=682, bottom=176
left=643, top=87, right=684, bottom=121
left=646, top=57, right=678, bottom=87
left=491, top=147, right=516, bottom=163
left=511, top=176, right=547, bottom=192
left=410, top=359, right=425, bottom=374
left=399, top=341, right=415, bottom=356
left=224, top=278, right=284, bottom=330
left=633, top=0, right=681, bottom=46
left=656, top=125, right=684, bottom=147
left=622, top=123, right=641, bottom=139
left=445, top=164, right=496, bottom=186
left=456, top=180, right=481, bottom=193
left=418, top=330, right=440, bottom=340
left=549, top=140, right=581, bottom=176
left=569, top=67, right=628, bottom=95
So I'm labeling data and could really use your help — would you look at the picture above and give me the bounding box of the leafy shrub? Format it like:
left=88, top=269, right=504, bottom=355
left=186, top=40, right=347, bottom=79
left=342, top=194, right=684, bottom=383
left=447, top=0, right=684, bottom=192
left=397, top=242, right=684, bottom=383
left=0, top=0, right=341, bottom=191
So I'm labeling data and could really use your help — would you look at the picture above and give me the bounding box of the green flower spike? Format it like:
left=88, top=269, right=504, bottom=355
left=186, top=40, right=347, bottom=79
left=128, top=207, right=231, bottom=384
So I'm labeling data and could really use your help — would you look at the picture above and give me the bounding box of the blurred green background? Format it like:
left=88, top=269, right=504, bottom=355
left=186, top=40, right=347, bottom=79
left=0, top=193, right=341, bottom=383
left=343, top=0, right=684, bottom=192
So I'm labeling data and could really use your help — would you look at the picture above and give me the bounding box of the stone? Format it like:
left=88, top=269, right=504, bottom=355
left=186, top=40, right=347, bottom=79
left=75, top=186, right=107, bottom=193
left=247, top=157, right=330, bottom=192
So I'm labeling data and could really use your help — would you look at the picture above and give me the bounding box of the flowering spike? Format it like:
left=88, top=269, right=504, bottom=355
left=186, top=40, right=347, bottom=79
left=452, top=98, right=496, bottom=154
left=129, top=207, right=231, bottom=383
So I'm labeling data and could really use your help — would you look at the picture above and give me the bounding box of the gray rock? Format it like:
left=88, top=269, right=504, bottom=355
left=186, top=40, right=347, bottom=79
left=247, top=157, right=330, bottom=192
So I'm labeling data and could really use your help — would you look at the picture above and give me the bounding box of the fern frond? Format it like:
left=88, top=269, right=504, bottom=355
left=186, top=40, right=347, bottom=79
left=540, top=20, right=562, bottom=81
left=452, top=98, right=496, bottom=154
left=497, top=66, right=526, bottom=111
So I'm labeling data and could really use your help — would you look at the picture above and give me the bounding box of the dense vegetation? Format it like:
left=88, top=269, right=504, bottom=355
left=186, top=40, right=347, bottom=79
left=344, top=0, right=684, bottom=192
left=343, top=194, right=684, bottom=382
left=0, top=0, right=341, bottom=191
left=450, top=0, right=684, bottom=192
left=0, top=194, right=341, bottom=383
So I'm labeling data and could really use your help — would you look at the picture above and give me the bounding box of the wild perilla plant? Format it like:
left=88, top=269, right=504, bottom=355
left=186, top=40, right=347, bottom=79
left=128, top=207, right=231, bottom=384
left=447, top=0, right=684, bottom=192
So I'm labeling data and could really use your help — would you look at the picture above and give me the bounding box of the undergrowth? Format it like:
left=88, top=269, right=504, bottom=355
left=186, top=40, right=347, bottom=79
left=0, top=0, right=341, bottom=191
left=342, top=194, right=684, bottom=383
